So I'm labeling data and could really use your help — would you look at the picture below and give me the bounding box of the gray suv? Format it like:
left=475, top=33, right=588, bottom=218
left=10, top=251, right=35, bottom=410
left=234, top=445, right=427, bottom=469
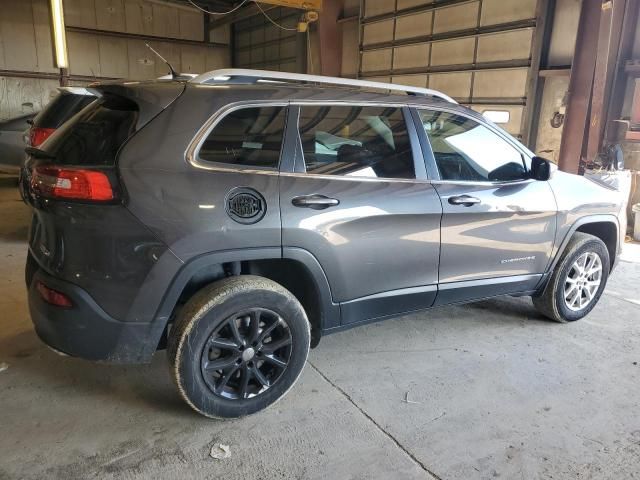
left=22, top=70, right=625, bottom=418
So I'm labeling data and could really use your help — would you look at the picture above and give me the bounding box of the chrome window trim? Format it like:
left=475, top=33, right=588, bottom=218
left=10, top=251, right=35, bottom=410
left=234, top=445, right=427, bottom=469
left=279, top=171, right=433, bottom=185
left=291, top=100, right=413, bottom=108
left=185, top=99, right=535, bottom=185
left=187, top=100, right=428, bottom=182
left=185, top=101, right=288, bottom=173
left=428, top=178, right=536, bottom=187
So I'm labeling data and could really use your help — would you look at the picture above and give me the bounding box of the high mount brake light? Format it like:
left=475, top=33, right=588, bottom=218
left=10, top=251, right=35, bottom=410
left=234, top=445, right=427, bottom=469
left=29, top=127, right=56, bottom=147
left=31, top=166, right=114, bottom=202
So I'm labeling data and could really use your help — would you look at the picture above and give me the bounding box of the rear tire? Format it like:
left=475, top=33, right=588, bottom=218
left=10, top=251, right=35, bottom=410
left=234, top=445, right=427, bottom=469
left=533, top=232, right=609, bottom=323
left=167, top=275, right=310, bottom=419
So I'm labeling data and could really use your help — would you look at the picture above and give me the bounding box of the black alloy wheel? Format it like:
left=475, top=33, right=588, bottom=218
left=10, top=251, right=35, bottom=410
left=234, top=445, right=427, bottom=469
left=200, top=308, right=292, bottom=400
left=168, top=275, right=310, bottom=418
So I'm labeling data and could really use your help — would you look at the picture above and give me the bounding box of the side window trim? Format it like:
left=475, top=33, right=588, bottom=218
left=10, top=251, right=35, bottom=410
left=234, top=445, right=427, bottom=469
left=409, top=107, right=440, bottom=181
left=290, top=102, right=426, bottom=181
left=187, top=102, right=288, bottom=172
left=280, top=104, right=307, bottom=175
left=402, top=107, right=428, bottom=180
left=413, top=106, right=533, bottom=185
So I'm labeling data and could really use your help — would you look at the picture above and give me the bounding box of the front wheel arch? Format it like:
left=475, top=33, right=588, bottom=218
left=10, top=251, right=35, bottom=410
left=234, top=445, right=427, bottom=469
left=575, top=221, right=618, bottom=271
left=546, top=216, right=619, bottom=276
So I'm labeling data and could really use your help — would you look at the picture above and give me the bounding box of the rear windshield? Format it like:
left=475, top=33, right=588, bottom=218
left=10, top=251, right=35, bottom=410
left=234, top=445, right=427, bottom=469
left=39, top=95, right=139, bottom=166
left=34, top=93, right=96, bottom=129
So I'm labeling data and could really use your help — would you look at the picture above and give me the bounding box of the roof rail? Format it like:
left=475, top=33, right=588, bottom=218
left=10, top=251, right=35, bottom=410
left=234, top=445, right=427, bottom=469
left=190, top=68, right=457, bottom=104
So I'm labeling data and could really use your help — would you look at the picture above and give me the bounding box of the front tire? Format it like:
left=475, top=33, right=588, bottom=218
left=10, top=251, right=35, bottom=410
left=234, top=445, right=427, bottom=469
left=168, top=276, right=310, bottom=419
left=533, top=232, right=609, bottom=322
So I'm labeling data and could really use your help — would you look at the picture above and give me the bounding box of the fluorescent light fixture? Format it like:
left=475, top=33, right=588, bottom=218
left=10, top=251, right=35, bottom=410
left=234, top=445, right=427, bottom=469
left=482, top=110, right=510, bottom=124
left=50, top=0, right=68, bottom=68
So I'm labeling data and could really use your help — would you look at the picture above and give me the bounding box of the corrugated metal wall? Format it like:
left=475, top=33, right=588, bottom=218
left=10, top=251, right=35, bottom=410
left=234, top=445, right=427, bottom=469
left=0, top=0, right=59, bottom=119
left=63, top=0, right=230, bottom=80
left=233, top=7, right=301, bottom=73
left=358, top=0, right=539, bottom=136
left=0, top=0, right=231, bottom=120
left=534, top=0, right=580, bottom=161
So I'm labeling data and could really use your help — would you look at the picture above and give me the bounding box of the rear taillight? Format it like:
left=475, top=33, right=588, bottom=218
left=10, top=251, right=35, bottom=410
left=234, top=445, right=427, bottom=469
left=36, top=281, right=73, bottom=308
left=31, top=166, right=114, bottom=202
left=29, top=127, right=56, bottom=147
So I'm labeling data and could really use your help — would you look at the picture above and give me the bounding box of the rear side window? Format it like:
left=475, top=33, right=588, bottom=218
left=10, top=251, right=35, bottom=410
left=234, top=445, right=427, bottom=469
left=198, top=106, right=286, bottom=169
left=34, top=93, right=96, bottom=129
left=40, top=95, right=138, bottom=166
left=298, top=105, right=415, bottom=179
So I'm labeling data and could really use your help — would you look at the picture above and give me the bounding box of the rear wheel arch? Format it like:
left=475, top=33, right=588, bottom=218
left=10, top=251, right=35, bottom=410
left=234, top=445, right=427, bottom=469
left=155, top=248, right=336, bottom=352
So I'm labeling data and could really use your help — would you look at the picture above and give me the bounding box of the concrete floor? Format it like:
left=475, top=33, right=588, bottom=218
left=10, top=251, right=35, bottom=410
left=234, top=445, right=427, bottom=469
left=1, top=172, right=639, bottom=480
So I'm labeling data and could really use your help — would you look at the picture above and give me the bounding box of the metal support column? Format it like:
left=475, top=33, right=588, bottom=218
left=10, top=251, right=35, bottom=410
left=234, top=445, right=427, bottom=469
left=605, top=0, right=639, bottom=144
left=317, top=0, right=343, bottom=76
left=296, top=28, right=308, bottom=74
left=585, top=0, right=627, bottom=162
left=522, top=0, right=555, bottom=149
left=557, top=0, right=601, bottom=174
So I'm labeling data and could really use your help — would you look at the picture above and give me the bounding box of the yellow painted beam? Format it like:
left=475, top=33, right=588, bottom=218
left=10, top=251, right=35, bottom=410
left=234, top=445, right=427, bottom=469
left=256, top=0, right=322, bottom=11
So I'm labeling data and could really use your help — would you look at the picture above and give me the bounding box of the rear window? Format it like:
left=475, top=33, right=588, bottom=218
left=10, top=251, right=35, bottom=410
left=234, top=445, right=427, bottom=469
left=39, top=95, right=138, bottom=166
left=34, top=93, right=96, bottom=129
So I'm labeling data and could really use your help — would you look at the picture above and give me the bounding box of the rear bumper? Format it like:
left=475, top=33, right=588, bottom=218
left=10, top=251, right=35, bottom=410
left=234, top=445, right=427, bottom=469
left=28, top=267, right=156, bottom=364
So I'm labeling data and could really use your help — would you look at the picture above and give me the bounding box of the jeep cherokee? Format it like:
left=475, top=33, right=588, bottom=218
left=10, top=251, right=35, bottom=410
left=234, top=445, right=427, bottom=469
left=21, top=69, right=625, bottom=418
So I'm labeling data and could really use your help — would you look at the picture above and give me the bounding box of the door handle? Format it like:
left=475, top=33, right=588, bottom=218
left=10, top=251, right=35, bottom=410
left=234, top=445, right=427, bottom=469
left=292, top=195, right=340, bottom=210
left=448, top=195, right=481, bottom=207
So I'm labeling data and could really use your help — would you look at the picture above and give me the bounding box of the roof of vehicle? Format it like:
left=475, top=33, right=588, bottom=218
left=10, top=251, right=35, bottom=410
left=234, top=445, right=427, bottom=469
left=87, top=69, right=461, bottom=111
left=87, top=75, right=470, bottom=115
left=86, top=70, right=524, bottom=150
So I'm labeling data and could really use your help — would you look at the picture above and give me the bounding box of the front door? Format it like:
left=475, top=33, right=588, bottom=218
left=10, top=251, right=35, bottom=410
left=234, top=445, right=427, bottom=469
left=280, top=104, right=442, bottom=325
left=414, top=108, right=557, bottom=304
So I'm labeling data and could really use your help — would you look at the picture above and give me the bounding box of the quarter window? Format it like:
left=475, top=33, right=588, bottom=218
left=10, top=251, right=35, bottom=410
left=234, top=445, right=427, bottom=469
left=418, top=110, right=527, bottom=182
left=298, top=106, right=415, bottom=179
left=199, top=106, right=286, bottom=168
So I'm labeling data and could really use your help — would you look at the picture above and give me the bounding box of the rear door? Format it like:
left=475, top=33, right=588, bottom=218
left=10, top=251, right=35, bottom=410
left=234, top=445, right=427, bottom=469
left=413, top=108, right=557, bottom=304
left=279, top=104, right=442, bottom=326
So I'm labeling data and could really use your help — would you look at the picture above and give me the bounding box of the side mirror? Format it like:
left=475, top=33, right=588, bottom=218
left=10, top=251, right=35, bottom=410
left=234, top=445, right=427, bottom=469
left=530, top=156, right=552, bottom=181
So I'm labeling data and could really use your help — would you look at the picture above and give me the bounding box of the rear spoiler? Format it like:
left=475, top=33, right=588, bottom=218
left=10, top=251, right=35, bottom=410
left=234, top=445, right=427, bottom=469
left=58, top=86, right=96, bottom=96
left=87, top=82, right=186, bottom=130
